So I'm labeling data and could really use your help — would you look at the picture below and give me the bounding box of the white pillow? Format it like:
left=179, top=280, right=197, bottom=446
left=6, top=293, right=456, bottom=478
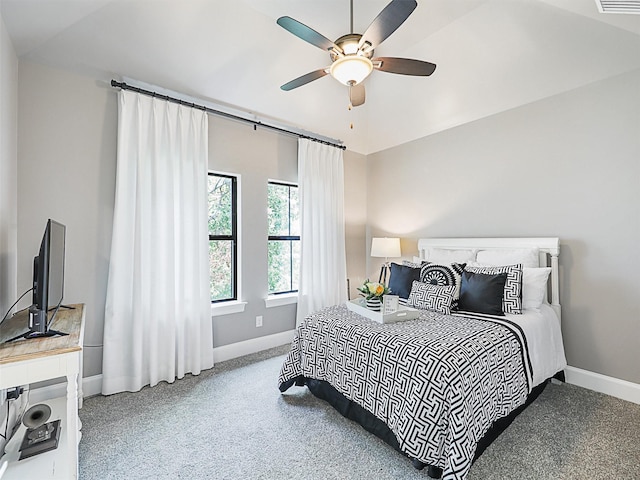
left=476, top=248, right=539, bottom=268
left=425, top=248, right=476, bottom=264
left=522, top=267, right=551, bottom=310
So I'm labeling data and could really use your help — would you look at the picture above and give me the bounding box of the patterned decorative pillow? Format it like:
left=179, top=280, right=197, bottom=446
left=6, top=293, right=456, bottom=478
left=407, top=281, right=456, bottom=315
left=419, top=262, right=466, bottom=310
left=464, top=264, right=523, bottom=314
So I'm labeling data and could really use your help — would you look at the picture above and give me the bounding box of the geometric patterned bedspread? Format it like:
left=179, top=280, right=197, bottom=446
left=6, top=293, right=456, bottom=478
left=278, top=304, right=533, bottom=480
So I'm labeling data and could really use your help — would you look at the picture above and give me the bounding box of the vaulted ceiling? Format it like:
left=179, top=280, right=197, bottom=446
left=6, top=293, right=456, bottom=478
left=2, top=0, right=640, bottom=154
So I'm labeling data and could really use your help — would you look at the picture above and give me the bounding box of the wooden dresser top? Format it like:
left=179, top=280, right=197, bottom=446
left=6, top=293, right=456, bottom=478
left=0, top=304, right=85, bottom=364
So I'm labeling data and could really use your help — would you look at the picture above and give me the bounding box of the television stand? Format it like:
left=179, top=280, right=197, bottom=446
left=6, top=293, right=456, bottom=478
left=27, top=329, right=68, bottom=338
left=0, top=304, right=85, bottom=480
left=3, top=328, right=69, bottom=343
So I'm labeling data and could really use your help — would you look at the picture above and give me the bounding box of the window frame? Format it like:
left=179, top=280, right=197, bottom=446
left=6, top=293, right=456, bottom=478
left=208, top=172, right=238, bottom=303
left=267, top=181, right=300, bottom=295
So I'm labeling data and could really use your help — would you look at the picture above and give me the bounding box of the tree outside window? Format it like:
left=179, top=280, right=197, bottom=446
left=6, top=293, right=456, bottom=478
left=208, top=173, right=237, bottom=302
left=268, top=182, right=300, bottom=294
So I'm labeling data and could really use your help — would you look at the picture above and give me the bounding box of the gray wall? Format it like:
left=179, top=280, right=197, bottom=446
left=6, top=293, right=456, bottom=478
left=13, top=61, right=367, bottom=375
left=207, top=120, right=369, bottom=343
left=0, top=12, right=20, bottom=455
left=17, top=62, right=118, bottom=377
left=14, top=61, right=303, bottom=373
left=343, top=150, right=368, bottom=299
left=207, top=117, right=299, bottom=346
left=366, top=69, right=640, bottom=384
left=12, top=58, right=639, bottom=386
left=0, top=12, right=18, bottom=321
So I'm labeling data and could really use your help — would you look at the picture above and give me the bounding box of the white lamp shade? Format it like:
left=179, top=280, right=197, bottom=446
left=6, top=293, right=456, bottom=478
left=371, top=237, right=401, bottom=258
left=330, top=55, right=373, bottom=86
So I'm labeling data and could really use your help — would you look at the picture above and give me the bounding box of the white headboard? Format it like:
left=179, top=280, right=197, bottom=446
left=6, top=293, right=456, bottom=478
left=417, top=237, right=560, bottom=319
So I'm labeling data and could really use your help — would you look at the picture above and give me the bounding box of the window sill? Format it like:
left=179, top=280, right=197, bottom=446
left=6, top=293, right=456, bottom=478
left=265, top=293, right=298, bottom=309
left=211, top=300, right=247, bottom=317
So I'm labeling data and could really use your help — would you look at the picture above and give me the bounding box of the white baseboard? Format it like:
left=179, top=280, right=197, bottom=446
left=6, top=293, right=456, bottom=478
left=82, top=374, right=104, bottom=398
left=212, top=329, right=295, bottom=363
left=565, top=366, right=640, bottom=405
left=29, top=330, right=296, bottom=401
left=28, top=351, right=639, bottom=409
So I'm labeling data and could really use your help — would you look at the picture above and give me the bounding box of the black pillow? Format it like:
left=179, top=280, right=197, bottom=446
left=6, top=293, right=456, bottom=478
left=388, top=262, right=421, bottom=300
left=458, top=270, right=507, bottom=316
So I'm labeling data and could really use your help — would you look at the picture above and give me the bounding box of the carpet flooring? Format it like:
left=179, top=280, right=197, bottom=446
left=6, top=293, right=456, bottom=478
left=79, top=345, right=640, bottom=479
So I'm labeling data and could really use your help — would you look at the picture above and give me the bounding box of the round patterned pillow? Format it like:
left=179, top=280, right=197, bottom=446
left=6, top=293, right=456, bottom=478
left=421, top=265, right=456, bottom=286
left=419, top=262, right=466, bottom=309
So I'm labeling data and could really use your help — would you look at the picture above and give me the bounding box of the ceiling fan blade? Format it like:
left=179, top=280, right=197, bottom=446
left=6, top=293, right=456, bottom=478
left=277, top=16, right=340, bottom=52
left=349, top=83, right=365, bottom=107
left=358, top=0, right=417, bottom=51
left=281, top=69, right=329, bottom=91
left=373, top=57, right=436, bottom=76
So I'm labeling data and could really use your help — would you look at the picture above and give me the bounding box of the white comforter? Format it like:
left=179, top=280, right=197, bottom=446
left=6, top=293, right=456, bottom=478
left=505, top=304, right=567, bottom=387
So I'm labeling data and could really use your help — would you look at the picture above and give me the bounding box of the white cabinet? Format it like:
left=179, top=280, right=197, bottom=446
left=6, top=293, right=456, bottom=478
left=0, top=305, right=85, bottom=479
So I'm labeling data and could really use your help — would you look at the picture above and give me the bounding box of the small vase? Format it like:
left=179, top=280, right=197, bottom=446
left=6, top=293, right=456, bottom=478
left=366, top=297, right=382, bottom=311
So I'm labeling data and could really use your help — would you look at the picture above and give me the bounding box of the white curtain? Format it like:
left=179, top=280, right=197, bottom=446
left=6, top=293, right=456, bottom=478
left=102, top=90, right=213, bottom=395
left=296, top=139, right=348, bottom=327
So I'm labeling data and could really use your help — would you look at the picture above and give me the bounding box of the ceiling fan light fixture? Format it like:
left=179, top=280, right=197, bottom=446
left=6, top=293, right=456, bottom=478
left=330, top=55, right=373, bottom=86
left=277, top=0, right=434, bottom=106
left=341, top=40, right=360, bottom=55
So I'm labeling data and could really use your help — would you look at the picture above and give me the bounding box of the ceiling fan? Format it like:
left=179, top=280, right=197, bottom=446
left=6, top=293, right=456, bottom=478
left=277, top=0, right=436, bottom=107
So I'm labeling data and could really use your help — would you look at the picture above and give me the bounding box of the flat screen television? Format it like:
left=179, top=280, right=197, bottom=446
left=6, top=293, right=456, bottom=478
left=6, top=219, right=69, bottom=342
left=29, top=219, right=67, bottom=336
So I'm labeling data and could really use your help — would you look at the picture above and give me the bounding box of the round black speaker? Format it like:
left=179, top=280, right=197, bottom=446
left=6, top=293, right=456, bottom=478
left=22, top=404, right=51, bottom=429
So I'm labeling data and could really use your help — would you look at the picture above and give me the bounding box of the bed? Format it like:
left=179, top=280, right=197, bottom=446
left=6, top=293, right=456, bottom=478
left=279, top=238, right=567, bottom=480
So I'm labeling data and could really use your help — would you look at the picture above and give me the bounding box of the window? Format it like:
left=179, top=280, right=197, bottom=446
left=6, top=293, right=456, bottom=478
left=268, top=182, right=300, bottom=295
left=208, top=173, right=237, bottom=302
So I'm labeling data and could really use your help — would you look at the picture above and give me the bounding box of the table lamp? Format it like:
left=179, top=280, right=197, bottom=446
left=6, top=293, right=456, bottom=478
left=371, top=237, right=401, bottom=285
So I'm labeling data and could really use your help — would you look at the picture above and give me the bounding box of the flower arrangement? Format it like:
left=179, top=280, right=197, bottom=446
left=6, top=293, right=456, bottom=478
left=357, top=280, right=390, bottom=300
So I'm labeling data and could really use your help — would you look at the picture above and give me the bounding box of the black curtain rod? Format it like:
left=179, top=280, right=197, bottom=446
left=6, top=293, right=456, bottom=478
left=110, top=80, right=346, bottom=150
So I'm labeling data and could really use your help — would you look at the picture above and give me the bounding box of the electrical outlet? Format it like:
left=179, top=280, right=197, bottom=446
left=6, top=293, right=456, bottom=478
left=256, top=315, right=263, bottom=327
left=6, top=387, right=23, bottom=400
